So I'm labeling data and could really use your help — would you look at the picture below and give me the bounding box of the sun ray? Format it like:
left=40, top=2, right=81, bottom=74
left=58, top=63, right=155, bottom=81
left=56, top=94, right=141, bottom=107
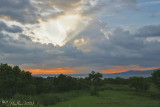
left=56, top=21, right=66, bottom=33
left=23, top=14, right=89, bottom=47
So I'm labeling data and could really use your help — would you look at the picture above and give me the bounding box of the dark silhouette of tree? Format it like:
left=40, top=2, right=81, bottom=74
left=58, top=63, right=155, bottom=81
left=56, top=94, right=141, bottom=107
left=152, top=70, right=160, bottom=89
left=88, top=71, right=103, bottom=96
left=0, top=63, right=34, bottom=98
left=53, top=74, right=77, bottom=92
left=129, top=77, right=149, bottom=94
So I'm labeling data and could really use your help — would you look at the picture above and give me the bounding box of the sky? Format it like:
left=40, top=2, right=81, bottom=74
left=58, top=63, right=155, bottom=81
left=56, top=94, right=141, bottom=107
left=0, top=0, right=160, bottom=74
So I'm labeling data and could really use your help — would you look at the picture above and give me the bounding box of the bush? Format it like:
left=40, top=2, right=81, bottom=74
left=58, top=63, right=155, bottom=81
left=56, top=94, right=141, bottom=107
left=90, top=86, right=99, bottom=96
left=129, top=77, right=149, bottom=93
left=38, top=94, right=61, bottom=106
left=152, top=70, right=160, bottom=89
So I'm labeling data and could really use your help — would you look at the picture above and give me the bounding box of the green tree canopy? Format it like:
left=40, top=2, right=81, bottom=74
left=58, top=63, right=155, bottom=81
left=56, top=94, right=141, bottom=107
left=152, top=70, right=160, bottom=89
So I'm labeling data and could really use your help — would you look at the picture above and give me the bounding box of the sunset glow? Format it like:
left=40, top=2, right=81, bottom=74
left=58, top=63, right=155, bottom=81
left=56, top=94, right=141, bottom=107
left=24, top=65, right=159, bottom=74
left=26, top=68, right=77, bottom=74
left=101, top=65, right=159, bottom=74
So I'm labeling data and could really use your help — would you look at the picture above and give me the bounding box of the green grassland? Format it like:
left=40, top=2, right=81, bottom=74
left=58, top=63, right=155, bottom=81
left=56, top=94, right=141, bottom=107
left=49, top=90, right=159, bottom=107
left=1, top=84, right=159, bottom=107
left=46, top=84, right=160, bottom=107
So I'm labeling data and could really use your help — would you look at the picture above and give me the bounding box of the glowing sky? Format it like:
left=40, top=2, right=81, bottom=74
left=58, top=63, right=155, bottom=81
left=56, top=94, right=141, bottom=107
left=0, top=0, right=160, bottom=74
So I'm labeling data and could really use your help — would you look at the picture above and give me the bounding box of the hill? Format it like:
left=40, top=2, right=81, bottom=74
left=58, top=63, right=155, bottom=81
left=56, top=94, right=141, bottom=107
left=103, top=69, right=160, bottom=78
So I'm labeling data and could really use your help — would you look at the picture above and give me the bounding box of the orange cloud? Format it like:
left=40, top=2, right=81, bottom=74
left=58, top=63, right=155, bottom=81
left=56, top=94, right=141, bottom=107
left=25, top=67, right=77, bottom=74
left=101, top=65, right=158, bottom=74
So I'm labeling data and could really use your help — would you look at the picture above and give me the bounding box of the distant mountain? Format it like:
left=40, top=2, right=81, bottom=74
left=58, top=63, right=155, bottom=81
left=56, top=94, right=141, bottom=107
left=112, top=69, right=156, bottom=75
left=102, top=68, right=160, bottom=79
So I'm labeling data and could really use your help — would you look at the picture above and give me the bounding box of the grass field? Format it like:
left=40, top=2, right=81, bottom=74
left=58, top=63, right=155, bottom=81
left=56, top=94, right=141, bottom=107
left=1, top=84, right=159, bottom=107
left=48, top=90, right=160, bottom=107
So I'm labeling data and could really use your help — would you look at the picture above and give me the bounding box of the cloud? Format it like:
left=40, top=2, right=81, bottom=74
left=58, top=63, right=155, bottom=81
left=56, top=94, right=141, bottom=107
left=47, top=0, right=82, bottom=10
left=0, top=0, right=160, bottom=74
left=32, top=0, right=82, bottom=19
left=0, top=21, right=22, bottom=33
left=73, top=24, right=160, bottom=69
left=143, top=1, right=160, bottom=5
left=110, top=0, right=137, bottom=8
left=110, top=0, right=137, bottom=4
left=0, top=0, right=37, bottom=23
left=106, top=0, right=138, bottom=12
left=80, top=0, right=106, bottom=15
left=9, top=0, right=106, bottom=47
left=32, top=0, right=106, bottom=21
left=1, top=23, right=160, bottom=73
left=0, top=0, right=137, bottom=25
left=136, top=24, right=160, bottom=37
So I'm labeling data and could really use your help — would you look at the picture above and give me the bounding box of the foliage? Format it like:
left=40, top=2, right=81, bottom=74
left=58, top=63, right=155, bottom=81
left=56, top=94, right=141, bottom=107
left=152, top=70, right=160, bottom=89
left=53, top=74, right=78, bottom=92
left=0, top=63, right=98, bottom=99
left=103, top=77, right=129, bottom=85
left=87, top=71, right=103, bottom=96
left=0, top=63, right=33, bottom=98
left=129, top=77, right=149, bottom=93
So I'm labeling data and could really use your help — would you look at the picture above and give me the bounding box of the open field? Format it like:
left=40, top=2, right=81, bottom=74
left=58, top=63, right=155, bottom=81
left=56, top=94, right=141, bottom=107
left=0, top=84, right=159, bottom=107
left=49, top=90, right=160, bottom=107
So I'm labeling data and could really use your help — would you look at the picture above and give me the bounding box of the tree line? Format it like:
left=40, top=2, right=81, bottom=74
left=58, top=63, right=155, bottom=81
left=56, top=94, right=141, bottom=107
left=0, top=63, right=160, bottom=98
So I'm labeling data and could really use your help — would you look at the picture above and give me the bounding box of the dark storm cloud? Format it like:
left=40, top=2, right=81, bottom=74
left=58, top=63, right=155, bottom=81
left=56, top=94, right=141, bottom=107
left=0, top=0, right=37, bottom=23
left=0, top=33, right=35, bottom=54
left=0, top=21, right=22, bottom=33
left=108, top=28, right=144, bottom=50
left=64, top=20, right=160, bottom=68
left=136, top=25, right=160, bottom=37
left=0, top=32, right=47, bottom=65
left=93, top=26, right=160, bottom=67
left=18, top=34, right=32, bottom=41
left=61, top=21, right=160, bottom=68
left=0, top=30, right=82, bottom=67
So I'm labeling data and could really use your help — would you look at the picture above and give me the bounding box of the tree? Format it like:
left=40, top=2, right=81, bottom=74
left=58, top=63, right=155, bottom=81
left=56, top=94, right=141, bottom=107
left=114, top=77, right=128, bottom=85
left=0, top=63, right=15, bottom=98
left=88, top=71, right=102, bottom=83
left=129, top=77, right=149, bottom=94
left=88, top=71, right=103, bottom=96
left=0, top=63, right=35, bottom=98
left=53, top=74, right=77, bottom=92
left=152, top=70, right=160, bottom=89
